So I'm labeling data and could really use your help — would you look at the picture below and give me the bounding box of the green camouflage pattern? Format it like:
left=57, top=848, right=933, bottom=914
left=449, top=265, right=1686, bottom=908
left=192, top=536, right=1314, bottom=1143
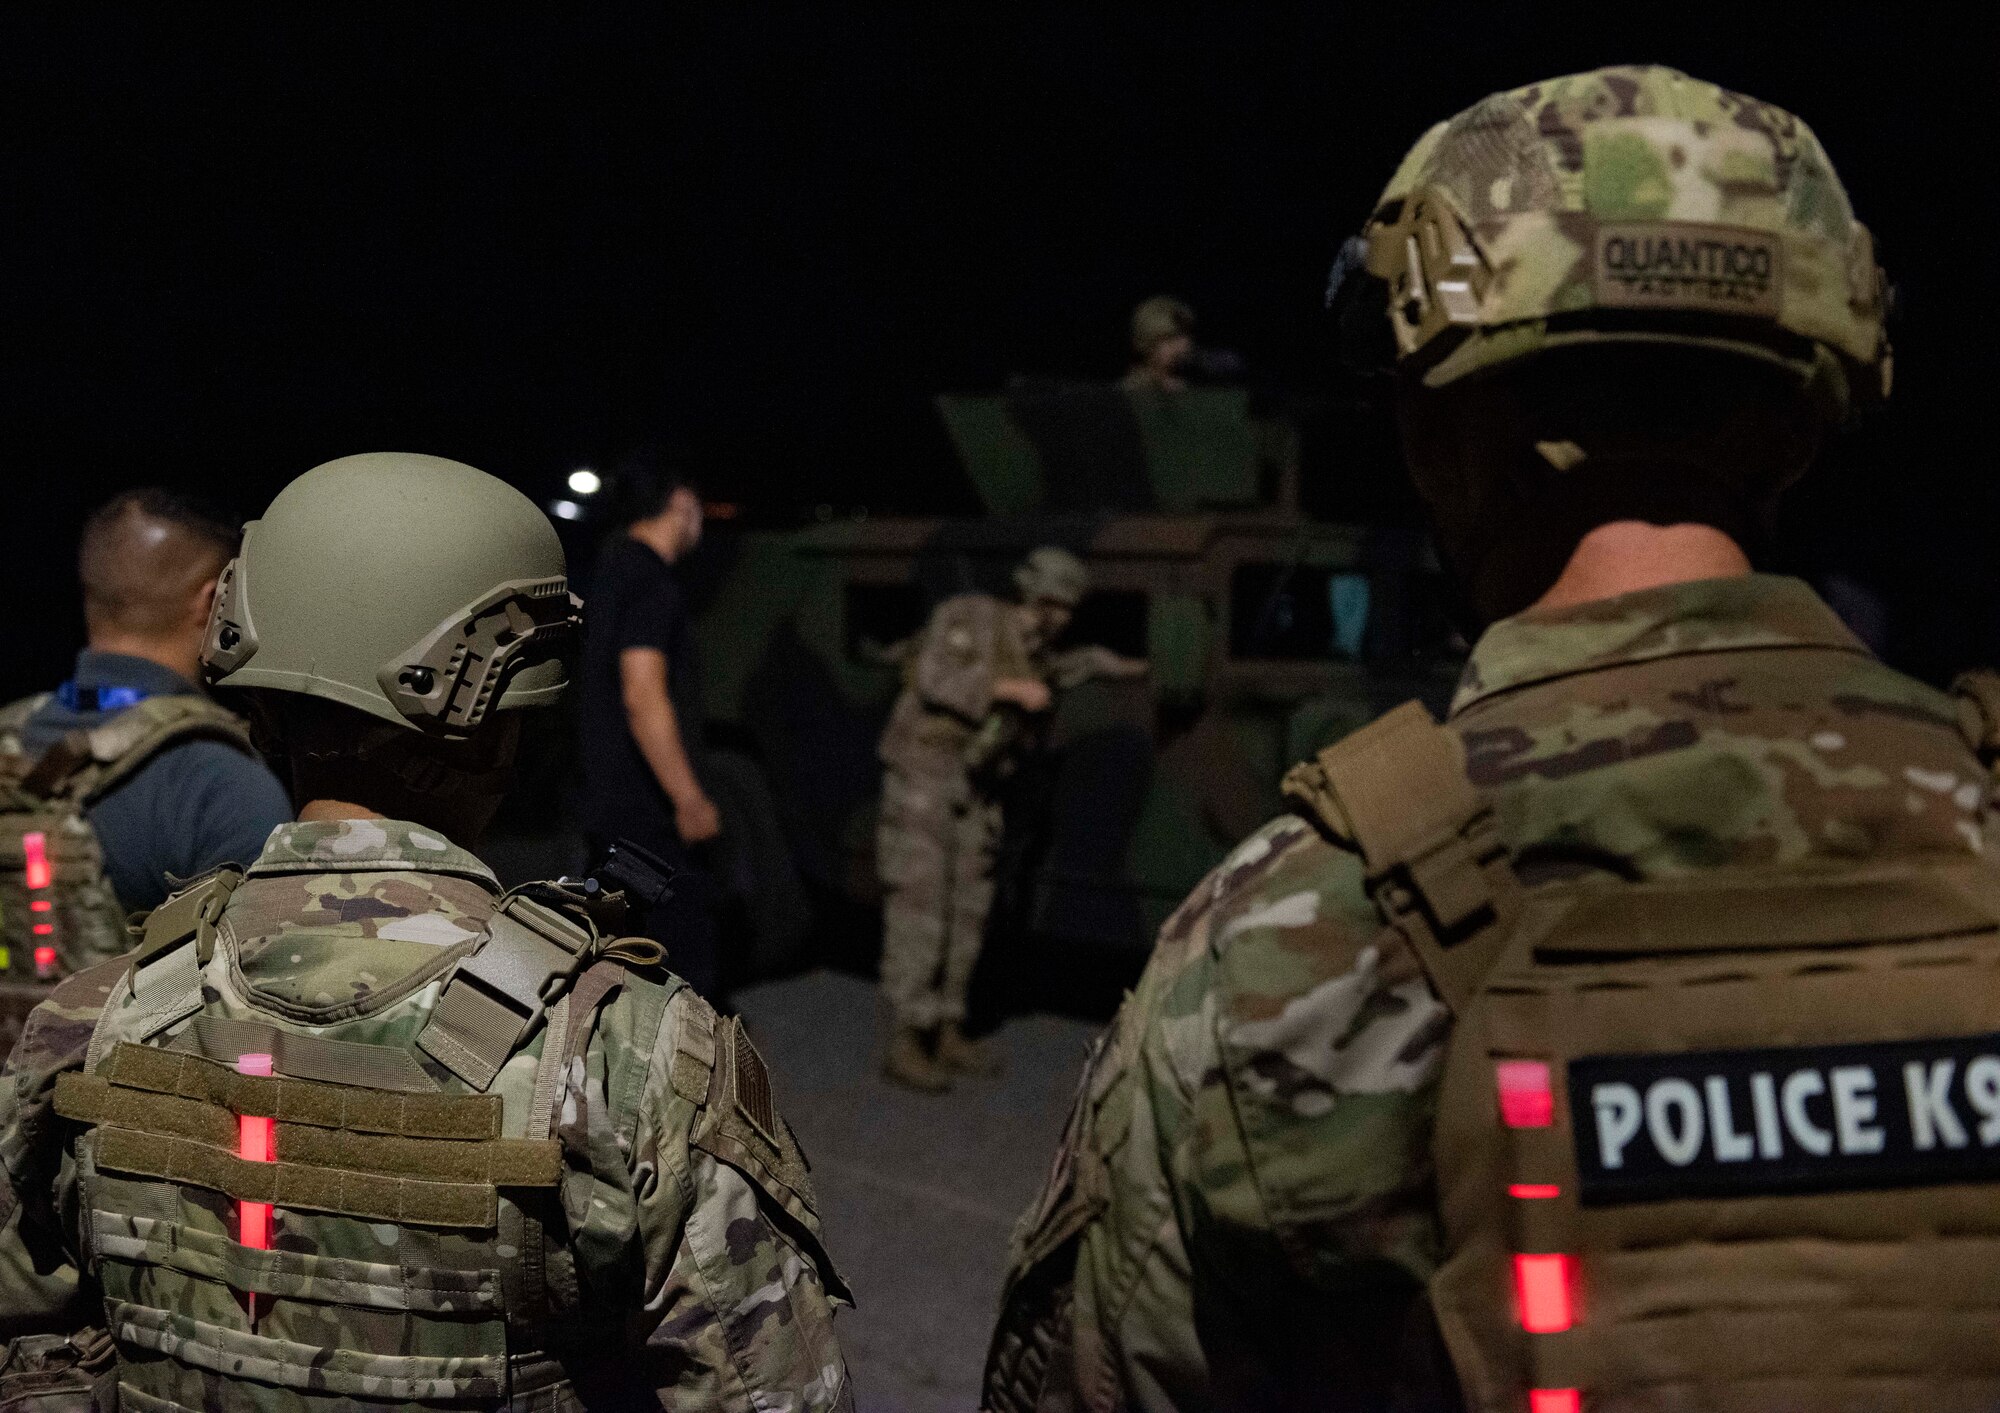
left=0, top=817, right=852, bottom=1411
left=1369, top=65, right=1890, bottom=398
left=986, top=575, right=1995, bottom=1409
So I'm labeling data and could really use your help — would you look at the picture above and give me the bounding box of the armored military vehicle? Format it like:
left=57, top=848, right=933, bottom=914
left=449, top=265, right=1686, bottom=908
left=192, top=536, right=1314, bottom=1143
left=689, top=382, right=1461, bottom=996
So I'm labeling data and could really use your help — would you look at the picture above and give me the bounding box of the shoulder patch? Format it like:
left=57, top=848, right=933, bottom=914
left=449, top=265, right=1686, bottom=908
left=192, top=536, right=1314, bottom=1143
left=731, top=1017, right=778, bottom=1148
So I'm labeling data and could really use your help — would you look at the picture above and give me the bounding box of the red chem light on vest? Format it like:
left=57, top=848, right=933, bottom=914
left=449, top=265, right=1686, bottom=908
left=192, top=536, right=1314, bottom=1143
left=1515, top=1252, right=1573, bottom=1333
left=1509, top=1183, right=1562, bottom=1200
left=236, top=1053, right=275, bottom=1254
left=21, top=833, right=50, bottom=892
left=1529, top=1391, right=1581, bottom=1413
left=1496, top=1060, right=1554, bottom=1128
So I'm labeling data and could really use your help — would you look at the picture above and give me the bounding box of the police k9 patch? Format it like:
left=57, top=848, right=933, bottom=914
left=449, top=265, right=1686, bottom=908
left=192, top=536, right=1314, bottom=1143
left=1570, top=1033, right=2000, bottom=1204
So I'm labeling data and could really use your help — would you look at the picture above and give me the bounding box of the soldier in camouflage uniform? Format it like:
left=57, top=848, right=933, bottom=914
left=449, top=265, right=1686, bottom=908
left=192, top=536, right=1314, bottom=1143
left=1121, top=297, right=1195, bottom=394
left=876, top=548, right=1095, bottom=1092
left=978, top=68, right=1995, bottom=1413
left=0, top=453, right=852, bottom=1410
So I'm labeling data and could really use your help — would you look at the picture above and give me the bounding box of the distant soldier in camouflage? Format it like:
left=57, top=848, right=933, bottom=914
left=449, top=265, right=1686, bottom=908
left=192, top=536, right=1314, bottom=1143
left=979, top=67, right=1999, bottom=1413
left=1121, top=297, right=1195, bottom=394
left=878, top=548, right=1141, bottom=1092
left=0, top=454, right=852, bottom=1409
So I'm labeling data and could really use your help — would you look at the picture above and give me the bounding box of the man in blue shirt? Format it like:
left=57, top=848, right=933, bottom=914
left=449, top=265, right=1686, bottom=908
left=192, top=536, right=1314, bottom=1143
left=11, top=490, right=290, bottom=911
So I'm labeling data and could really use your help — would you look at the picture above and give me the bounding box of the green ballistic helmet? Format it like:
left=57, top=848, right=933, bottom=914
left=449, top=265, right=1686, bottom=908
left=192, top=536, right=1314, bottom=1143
left=1359, top=65, right=1892, bottom=416
left=200, top=453, right=580, bottom=737
left=1014, top=546, right=1090, bottom=607
left=1131, top=295, right=1195, bottom=356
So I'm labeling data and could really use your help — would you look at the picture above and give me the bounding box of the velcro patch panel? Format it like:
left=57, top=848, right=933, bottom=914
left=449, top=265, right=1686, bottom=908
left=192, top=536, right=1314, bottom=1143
left=1590, top=221, right=1783, bottom=319
left=94, top=1129, right=500, bottom=1228
left=55, top=1074, right=558, bottom=1187
left=99, top=1044, right=500, bottom=1139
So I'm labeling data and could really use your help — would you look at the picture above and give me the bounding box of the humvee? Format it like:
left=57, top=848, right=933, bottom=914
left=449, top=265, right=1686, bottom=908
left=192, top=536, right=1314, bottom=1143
left=685, top=382, right=1462, bottom=995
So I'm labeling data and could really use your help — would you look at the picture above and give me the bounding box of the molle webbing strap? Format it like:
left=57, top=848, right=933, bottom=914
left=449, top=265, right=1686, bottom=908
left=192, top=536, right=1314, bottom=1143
left=1282, top=699, right=1518, bottom=1013
left=509, top=990, right=569, bottom=1338
left=510, top=956, right=628, bottom=1333
left=54, top=1075, right=560, bottom=1187
left=418, top=894, right=593, bottom=1092
left=78, top=696, right=254, bottom=805
left=670, top=990, right=717, bottom=1106
left=94, top=1130, right=502, bottom=1228
left=97, top=1044, right=501, bottom=1140
left=107, top=1299, right=505, bottom=1400
left=16, top=730, right=92, bottom=799
left=1526, top=865, right=2000, bottom=959
left=549, top=959, right=627, bottom=1160
left=526, top=993, right=572, bottom=1147
left=90, top=1210, right=501, bottom=1313
left=170, top=1015, right=440, bottom=1093
left=564, top=961, right=626, bottom=1059
left=14, top=698, right=251, bottom=806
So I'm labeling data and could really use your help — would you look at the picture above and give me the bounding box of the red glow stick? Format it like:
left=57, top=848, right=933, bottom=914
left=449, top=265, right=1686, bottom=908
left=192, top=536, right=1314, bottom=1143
left=21, top=832, right=50, bottom=892
left=236, top=1054, right=274, bottom=1251
left=1495, top=1060, right=1554, bottom=1128
left=1514, top=1252, right=1574, bottom=1334
left=236, top=1052, right=274, bottom=1325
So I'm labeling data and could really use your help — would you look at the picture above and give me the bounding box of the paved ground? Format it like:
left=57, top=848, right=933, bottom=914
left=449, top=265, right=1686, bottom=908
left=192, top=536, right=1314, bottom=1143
left=734, top=969, right=1100, bottom=1413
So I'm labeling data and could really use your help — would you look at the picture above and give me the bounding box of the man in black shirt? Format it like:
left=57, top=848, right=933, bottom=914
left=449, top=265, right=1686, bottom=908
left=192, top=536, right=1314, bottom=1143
left=578, top=468, right=723, bottom=998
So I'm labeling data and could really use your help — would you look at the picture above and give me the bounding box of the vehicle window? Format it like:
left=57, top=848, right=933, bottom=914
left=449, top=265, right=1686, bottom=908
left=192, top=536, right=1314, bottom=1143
left=844, top=582, right=927, bottom=662
left=1230, top=563, right=1350, bottom=660
left=1063, top=589, right=1147, bottom=658
left=1230, top=561, right=1460, bottom=663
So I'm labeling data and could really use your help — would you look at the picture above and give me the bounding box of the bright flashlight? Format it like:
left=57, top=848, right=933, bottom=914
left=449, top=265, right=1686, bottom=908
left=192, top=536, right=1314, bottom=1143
left=567, top=468, right=602, bottom=496
left=550, top=499, right=584, bottom=521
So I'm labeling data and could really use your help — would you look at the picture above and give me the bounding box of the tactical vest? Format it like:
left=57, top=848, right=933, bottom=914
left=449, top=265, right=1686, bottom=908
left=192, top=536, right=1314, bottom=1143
left=0, top=695, right=254, bottom=1052
left=1283, top=700, right=2000, bottom=1413
left=47, top=866, right=706, bottom=1413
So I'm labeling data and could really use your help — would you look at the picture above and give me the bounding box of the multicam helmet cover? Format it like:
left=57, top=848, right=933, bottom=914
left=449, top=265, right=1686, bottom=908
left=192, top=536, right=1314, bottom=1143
left=1359, top=65, right=1891, bottom=412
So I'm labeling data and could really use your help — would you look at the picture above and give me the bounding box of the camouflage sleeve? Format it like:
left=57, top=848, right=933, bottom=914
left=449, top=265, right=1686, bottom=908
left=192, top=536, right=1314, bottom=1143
left=629, top=986, right=853, bottom=1411
left=986, top=821, right=1288, bottom=1412
left=1182, top=814, right=1450, bottom=1399
left=988, top=814, right=1449, bottom=1410
left=0, top=960, right=125, bottom=1332
left=912, top=597, right=1003, bottom=722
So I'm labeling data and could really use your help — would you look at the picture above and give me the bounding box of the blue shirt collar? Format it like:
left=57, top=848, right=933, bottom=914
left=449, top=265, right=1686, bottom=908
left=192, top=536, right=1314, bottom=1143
left=72, top=649, right=200, bottom=699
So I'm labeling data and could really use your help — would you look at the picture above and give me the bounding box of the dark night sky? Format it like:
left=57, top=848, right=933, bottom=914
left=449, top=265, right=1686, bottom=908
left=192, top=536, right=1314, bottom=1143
left=2, top=4, right=1994, bottom=696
